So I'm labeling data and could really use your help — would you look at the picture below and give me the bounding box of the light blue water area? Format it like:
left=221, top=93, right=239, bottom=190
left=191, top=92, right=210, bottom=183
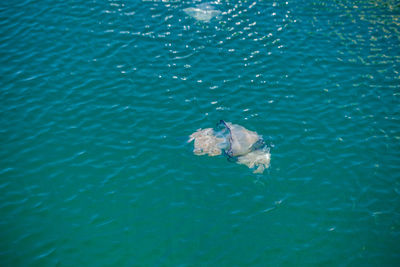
left=1, top=0, right=400, bottom=266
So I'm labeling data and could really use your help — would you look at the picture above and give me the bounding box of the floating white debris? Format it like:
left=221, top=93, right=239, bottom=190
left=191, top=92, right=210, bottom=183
left=237, top=149, right=271, bottom=174
left=188, top=121, right=271, bottom=173
left=223, top=122, right=260, bottom=157
left=188, top=128, right=225, bottom=156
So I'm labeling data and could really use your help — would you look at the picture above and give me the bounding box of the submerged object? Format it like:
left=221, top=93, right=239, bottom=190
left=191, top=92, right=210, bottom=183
left=188, top=121, right=271, bottom=173
left=183, top=3, right=221, bottom=22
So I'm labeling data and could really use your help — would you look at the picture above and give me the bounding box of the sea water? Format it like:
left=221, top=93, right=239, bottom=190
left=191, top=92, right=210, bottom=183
left=1, top=0, right=399, bottom=266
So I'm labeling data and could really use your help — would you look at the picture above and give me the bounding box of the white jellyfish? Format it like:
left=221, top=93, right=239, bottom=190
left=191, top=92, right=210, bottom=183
left=183, top=3, right=221, bottom=23
left=188, top=121, right=271, bottom=173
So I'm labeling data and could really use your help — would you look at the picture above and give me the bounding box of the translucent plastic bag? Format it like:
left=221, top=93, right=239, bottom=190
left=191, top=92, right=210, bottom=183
left=188, top=128, right=226, bottom=156
left=188, top=121, right=270, bottom=173
left=237, top=148, right=271, bottom=174
left=217, top=120, right=260, bottom=157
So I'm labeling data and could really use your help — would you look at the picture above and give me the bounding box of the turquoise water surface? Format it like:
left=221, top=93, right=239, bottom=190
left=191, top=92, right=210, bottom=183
left=1, top=0, right=400, bottom=266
